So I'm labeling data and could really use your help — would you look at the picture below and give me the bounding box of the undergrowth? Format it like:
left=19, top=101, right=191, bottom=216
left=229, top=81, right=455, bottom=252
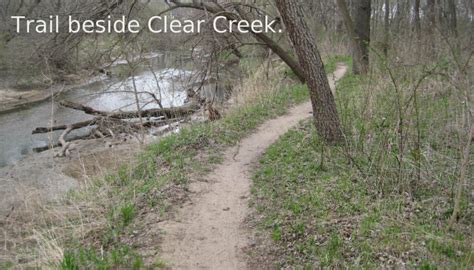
left=250, top=60, right=472, bottom=268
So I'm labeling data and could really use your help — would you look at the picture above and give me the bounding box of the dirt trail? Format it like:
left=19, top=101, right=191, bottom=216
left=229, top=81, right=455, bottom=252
left=160, top=64, right=348, bottom=269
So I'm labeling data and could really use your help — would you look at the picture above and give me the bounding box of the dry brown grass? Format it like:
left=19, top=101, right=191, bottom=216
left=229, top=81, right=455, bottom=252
left=231, top=61, right=289, bottom=107
left=0, top=142, right=141, bottom=268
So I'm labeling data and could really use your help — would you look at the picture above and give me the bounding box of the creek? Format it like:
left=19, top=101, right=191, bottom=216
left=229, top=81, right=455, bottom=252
left=0, top=52, right=194, bottom=167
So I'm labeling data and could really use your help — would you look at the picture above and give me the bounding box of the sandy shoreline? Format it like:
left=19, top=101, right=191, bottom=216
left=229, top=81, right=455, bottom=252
left=0, top=87, right=68, bottom=115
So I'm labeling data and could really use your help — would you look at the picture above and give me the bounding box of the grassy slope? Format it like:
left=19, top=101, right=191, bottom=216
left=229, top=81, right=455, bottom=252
left=51, top=56, right=347, bottom=269
left=250, top=68, right=472, bottom=269
left=59, top=86, right=308, bottom=269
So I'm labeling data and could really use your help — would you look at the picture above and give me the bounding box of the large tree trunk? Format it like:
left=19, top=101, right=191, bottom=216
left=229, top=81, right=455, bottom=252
left=436, top=0, right=445, bottom=31
left=354, top=0, right=371, bottom=74
left=275, top=0, right=344, bottom=144
left=414, top=0, right=421, bottom=35
left=336, top=0, right=371, bottom=75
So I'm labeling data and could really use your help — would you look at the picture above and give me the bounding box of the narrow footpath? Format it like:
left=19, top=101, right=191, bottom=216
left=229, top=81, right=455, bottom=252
left=160, top=64, right=348, bottom=269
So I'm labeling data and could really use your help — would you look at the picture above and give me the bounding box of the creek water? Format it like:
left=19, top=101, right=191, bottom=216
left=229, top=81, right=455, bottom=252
left=0, top=52, right=193, bottom=167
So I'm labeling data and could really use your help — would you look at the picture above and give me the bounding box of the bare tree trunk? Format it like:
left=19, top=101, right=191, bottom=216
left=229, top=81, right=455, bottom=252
left=427, top=0, right=437, bottom=32
left=334, top=0, right=344, bottom=33
left=414, top=0, right=421, bottom=35
left=383, top=0, right=390, bottom=56
left=55, top=0, right=61, bottom=12
left=447, top=0, right=458, bottom=37
left=336, top=0, right=371, bottom=75
left=354, top=0, right=371, bottom=74
left=436, top=0, right=445, bottom=31
left=275, top=0, right=344, bottom=144
left=395, top=0, right=409, bottom=34
left=427, top=0, right=437, bottom=51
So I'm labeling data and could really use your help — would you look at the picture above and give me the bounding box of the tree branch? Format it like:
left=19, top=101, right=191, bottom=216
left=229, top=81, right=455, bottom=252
left=166, top=0, right=306, bottom=82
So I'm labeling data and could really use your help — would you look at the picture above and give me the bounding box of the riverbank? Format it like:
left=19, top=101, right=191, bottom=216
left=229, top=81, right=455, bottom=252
left=0, top=88, right=59, bottom=114
left=0, top=70, right=92, bottom=114
left=0, top=56, right=347, bottom=268
left=0, top=52, right=199, bottom=168
left=0, top=135, right=143, bottom=217
left=0, top=50, right=184, bottom=115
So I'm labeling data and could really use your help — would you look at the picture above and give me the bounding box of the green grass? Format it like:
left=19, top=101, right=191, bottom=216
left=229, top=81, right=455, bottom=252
left=283, top=54, right=351, bottom=80
left=250, top=65, right=472, bottom=268
left=324, top=54, right=352, bottom=74
left=251, top=120, right=472, bottom=269
left=0, top=261, right=14, bottom=270
left=60, top=245, right=143, bottom=270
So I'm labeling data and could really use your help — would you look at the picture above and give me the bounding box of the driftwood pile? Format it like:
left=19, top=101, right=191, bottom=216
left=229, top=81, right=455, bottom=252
left=32, top=100, right=199, bottom=156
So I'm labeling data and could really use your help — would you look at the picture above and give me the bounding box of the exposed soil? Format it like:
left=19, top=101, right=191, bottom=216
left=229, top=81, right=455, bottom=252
left=0, top=136, right=142, bottom=217
left=159, top=64, right=348, bottom=269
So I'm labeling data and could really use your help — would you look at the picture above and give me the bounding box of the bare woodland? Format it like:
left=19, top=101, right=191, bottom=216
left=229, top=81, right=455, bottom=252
left=0, top=0, right=472, bottom=268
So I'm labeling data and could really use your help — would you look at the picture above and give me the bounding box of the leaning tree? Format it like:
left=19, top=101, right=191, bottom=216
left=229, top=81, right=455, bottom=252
left=274, top=0, right=344, bottom=144
left=161, top=0, right=344, bottom=143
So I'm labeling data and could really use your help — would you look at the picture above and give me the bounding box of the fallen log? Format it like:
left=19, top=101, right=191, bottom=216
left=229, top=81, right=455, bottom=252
left=56, top=125, right=73, bottom=157
left=60, top=101, right=108, bottom=116
left=108, top=105, right=199, bottom=119
left=33, top=144, right=59, bottom=153
left=32, top=130, right=96, bottom=153
left=31, top=101, right=196, bottom=155
left=32, top=119, right=97, bottom=134
left=59, top=100, right=199, bottom=119
left=32, top=114, right=161, bottom=135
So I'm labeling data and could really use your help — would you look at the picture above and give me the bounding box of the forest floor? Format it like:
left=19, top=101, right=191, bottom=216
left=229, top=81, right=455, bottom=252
left=246, top=67, right=472, bottom=269
left=158, top=64, right=348, bottom=269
